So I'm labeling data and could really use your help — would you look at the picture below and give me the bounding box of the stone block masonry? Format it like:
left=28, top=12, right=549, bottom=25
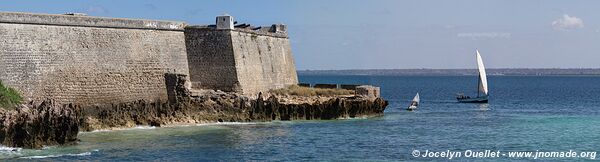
left=186, top=20, right=298, bottom=96
left=0, top=12, right=298, bottom=106
left=0, top=12, right=189, bottom=105
left=230, top=29, right=298, bottom=95
left=185, top=27, right=240, bottom=92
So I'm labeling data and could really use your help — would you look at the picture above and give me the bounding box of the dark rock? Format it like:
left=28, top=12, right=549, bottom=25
left=0, top=99, right=80, bottom=149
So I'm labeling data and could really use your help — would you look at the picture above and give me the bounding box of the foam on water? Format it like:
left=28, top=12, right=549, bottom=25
left=133, top=125, right=157, bottom=129
left=162, top=121, right=261, bottom=127
left=82, top=122, right=261, bottom=134
left=338, top=116, right=369, bottom=120
left=85, top=126, right=157, bottom=133
left=0, top=145, right=23, bottom=158
left=195, top=122, right=259, bottom=126
left=0, top=146, right=21, bottom=152
left=19, top=150, right=98, bottom=159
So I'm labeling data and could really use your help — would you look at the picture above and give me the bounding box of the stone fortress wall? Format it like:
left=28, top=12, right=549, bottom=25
left=0, top=12, right=189, bottom=106
left=0, top=12, right=298, bottom=106
left=229, top=29, right=298, bottom=95
left=185, top=15, right=298, bottom=95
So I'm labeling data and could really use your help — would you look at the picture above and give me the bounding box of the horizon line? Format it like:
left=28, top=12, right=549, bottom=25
left=297, top=68, right=600, bottom=71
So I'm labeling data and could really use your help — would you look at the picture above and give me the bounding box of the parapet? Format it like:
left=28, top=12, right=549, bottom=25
left=269, top=24, right=286, bottom=33
left=0, top=11, right=186, bottom=31
left=187, top=15, right=288, bottom=38
left=233, top=24, right=288, bottom=38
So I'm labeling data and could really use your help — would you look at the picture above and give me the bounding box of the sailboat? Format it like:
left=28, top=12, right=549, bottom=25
left=457, top=50, right=489, bottom=103
left=407, top=93, right=420, bottom=111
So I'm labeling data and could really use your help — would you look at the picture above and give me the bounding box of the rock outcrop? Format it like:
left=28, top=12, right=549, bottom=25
left=0, top=74, right=388, bottom=148
left=80, top=92, right=388, bottom=131
left=251, top=94, right=387, bottom=121
left=0, top=93, right=387, bottom=149
left=0, top=100, right=80, bottom=149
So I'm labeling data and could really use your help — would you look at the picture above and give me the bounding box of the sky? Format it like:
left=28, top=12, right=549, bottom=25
left=1, top=0, right=599, bottom=70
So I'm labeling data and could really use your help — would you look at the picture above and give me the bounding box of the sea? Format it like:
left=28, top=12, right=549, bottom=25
left=1, top=75, right=600, bottom=161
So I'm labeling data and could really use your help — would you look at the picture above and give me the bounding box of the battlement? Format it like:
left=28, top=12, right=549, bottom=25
left=187, top=15, right=288, bottom=38
left=233, top=25, right=288, bottom=38
left=0, top=11, right=186, bottom=31
left=186, top=25, right=288, bottom=38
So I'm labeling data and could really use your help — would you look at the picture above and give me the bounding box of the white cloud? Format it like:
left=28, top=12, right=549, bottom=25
left=552, top=14, right=584, bottom=31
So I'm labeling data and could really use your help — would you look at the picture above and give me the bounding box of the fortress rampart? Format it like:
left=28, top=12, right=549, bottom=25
left=0, top=11, right=186, bottom=30
left=185, top=23, right=298, bottom=95
left=0, top=12, right=297, bottom=106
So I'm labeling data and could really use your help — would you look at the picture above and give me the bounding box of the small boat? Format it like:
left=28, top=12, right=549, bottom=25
left=407, top=93, right=420, bottom=111
left=457, top=50, right=489, bottom=103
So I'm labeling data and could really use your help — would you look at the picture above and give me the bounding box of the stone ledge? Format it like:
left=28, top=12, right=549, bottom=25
left=0, top=11, right=186, bottom=31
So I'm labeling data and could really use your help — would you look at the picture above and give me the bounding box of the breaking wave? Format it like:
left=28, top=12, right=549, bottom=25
left=87, top=126, right=157, bottom=133
left=19, top=150, right=96, bottom=159
left=0, top=146, right=21, bottom=152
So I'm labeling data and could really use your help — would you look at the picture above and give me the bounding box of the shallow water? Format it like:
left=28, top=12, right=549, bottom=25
left=2, top=75, right=600, bottom=161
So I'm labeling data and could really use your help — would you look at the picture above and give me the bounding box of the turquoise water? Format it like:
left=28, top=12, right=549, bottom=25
left=2, top=75, right=600, bottom=161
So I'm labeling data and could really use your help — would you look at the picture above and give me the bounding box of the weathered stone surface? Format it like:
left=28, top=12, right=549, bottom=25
left=251, top=94, right=388, bottom=121
left=80, top=93, right=388, bottom=130
left=184, top=27, right=240, bottom=92
left=356, top=85, right=381, bottom=98
left=185, top=26, right=298, bottom=96
left=0, top=99, right=80, bottom=149
left=230, top=30, right=298, bottom=96
left=0, top=12, right=298, bottom=106
left=0, top=11, right=186, bottom=31
left=0, top=21, right=189, bottom=106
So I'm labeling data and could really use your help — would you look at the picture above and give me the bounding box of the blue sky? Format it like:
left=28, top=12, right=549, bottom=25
left=1, top=0, right=599, bottom=70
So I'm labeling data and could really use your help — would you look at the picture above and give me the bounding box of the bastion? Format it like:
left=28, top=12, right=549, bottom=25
left=185, top=15, right=298, bottom=96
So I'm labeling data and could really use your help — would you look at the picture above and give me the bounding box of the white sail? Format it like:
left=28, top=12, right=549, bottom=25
left=408, top=93, right=420, bottom=110
left=412, top=93, right=420, bottom=103
left=476, top=50, right=488, bottom=95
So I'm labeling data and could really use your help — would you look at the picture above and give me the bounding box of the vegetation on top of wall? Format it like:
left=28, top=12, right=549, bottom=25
left=270, top=85, right=354, bottom=97
left=0, top=81, right=23, bottom=109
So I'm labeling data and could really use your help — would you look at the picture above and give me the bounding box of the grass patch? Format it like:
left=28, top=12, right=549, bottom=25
left=270, top=85, right=354, bottom=97
left=0, top=81, right=23, bottom=109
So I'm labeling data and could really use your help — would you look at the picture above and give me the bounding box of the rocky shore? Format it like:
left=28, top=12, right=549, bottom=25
left=0, top=75, right=388, bottom=149
left=81, top=92, right=387, bottom=131
left=0, top=100, right=80, bottom=149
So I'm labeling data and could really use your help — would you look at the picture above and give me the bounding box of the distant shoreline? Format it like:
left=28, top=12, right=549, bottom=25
left=297, top=68, right=600, bottom=76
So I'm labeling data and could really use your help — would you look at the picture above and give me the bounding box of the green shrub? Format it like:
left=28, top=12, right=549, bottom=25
left=270, top=85, right=354, bottom=97
left=0, top=81, right=23, bottom=109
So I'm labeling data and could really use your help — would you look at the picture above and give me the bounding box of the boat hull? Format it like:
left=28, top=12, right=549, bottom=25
left=457, top=96, right=488, bottom=103
left=407, top=105, right=417, bottom=111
